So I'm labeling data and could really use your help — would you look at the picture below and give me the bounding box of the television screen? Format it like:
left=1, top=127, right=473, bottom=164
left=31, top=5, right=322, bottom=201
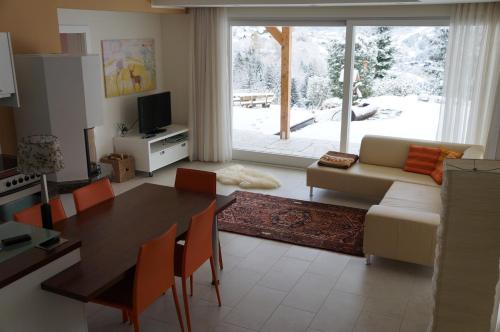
left=138, top=92, right=172, bottom=134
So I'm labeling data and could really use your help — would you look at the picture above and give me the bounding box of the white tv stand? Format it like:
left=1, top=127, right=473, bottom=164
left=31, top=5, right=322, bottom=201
left=113, top=124, right=189, bottom=176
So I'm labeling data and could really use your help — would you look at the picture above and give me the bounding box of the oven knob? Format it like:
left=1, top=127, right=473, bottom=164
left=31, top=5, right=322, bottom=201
left=30, top=175, right=35, bottom=179
left=18, top=177, right=24, bottom=183
left=12, top=179, right=17, bottom=185
left=24, top=176, right=29, bottom=181
left=5, top=181, right=11, bottom=187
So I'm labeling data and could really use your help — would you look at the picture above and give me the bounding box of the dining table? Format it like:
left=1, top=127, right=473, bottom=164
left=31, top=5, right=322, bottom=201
left=41, top=183, right=236, bottom=302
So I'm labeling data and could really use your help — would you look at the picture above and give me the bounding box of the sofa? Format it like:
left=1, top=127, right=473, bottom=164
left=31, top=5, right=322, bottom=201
left=307, top=135, right=484, bottom=266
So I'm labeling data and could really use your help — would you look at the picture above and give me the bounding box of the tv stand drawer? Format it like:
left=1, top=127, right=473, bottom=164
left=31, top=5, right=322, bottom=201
left=150, top=141, right=188, bottom=171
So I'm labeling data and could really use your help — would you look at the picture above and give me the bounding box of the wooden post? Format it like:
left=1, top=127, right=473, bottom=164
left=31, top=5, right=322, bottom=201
left=266, top=26, right=292, bottom=139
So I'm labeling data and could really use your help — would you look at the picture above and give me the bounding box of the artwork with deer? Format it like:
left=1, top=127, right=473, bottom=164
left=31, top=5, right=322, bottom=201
left=101, top=38, right=156, bottom=97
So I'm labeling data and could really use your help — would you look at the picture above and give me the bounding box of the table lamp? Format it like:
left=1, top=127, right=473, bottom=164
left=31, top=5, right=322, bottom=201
left=17, top=135, right=64, bottom=229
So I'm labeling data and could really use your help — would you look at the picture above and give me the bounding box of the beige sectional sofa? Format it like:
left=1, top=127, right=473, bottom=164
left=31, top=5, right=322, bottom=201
left=307, top=135, right=484, bottom=266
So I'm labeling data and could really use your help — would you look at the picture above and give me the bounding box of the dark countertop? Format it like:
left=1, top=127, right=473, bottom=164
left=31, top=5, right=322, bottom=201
left=0, top=239, right=82, bottom=289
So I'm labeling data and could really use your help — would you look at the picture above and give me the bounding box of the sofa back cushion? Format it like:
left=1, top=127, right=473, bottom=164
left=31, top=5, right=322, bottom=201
left=359, top=135, right=484, bottom=168
left=403, top=145, right=442, bottom=175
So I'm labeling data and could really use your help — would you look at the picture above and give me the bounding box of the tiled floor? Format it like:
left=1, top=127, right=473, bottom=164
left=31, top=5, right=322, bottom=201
left=60, top=160, right=434, bottom=332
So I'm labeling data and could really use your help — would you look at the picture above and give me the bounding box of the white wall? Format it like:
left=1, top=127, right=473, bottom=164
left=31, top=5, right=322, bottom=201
left=57, top=9, right=170, bottom=159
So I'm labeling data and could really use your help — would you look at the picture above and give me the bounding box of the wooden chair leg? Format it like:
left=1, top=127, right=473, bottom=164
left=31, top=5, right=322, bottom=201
left=181, top=278, right=192, bottom=332
left=218, top=241, right=224, bottom=270
left=190, top=275, right=193, bottom=296
left=171, top=285, right=185, bottom=332
left=209, top=257, right=222, bottom=307
left=131, top=312, right=141, bottom=332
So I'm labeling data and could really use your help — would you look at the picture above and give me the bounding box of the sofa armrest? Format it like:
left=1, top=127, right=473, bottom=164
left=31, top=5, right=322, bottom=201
left=463, top=145, right=485, bottom=159
left=364, top=205, right=440, bottom=266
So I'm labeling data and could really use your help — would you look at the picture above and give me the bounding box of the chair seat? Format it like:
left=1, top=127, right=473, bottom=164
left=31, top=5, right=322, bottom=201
left=93, top=270, right=134, bottom=310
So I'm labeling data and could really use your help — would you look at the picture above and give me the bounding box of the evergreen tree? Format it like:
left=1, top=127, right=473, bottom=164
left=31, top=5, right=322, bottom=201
left=425, top=27, right=449, bottom=95
left=327, top=35, right=377, bottom=100
left=291, top=78, right=299, bottom=106
left=327, top=40, right=345, bottom=98
left=374, top=27, right=395, bottom=79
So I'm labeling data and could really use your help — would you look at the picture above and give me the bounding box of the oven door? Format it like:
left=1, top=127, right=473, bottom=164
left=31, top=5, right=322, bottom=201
left=0, top=186, right=41, bottom=222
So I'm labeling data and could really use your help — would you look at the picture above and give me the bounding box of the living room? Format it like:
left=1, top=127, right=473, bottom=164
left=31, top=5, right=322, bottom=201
left=0, top=1, right=499, bottom=332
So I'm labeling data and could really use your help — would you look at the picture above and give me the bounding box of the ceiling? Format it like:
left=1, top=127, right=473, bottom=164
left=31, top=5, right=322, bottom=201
left=152, top=0, right=497, bottom=7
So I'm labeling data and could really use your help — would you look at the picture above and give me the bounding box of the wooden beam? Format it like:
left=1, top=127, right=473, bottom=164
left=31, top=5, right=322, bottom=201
left=280, top=27, right=291, bottom=140
left=265, top=27, right=283, bottom=45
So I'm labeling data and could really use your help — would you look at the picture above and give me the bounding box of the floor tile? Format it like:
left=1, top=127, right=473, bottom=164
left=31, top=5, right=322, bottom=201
left=307, top=251, right=351, bottom=278
left=362, top=296, right=408, bottom=319
left=224, top=286, right=287, bottom=330
left=354, top=311, right=401, bottom=332
left=258, top=256, right=310, bottom=292
left=204, top=267, right=264, bottom=307
left=213, top=323, right=255, bottom=332
left=223, top=235, right=262, bottom=258
left=285, top=245, right=321, bottom=262
left=310, top=290, right=364, bottom=332
left=400, top=318, right=431, bottom=332
left=261, top=305, right=315, bottom=332
left=283, top=272, right=337, bottom=313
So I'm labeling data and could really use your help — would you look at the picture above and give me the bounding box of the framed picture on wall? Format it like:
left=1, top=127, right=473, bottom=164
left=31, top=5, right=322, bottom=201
left=101, top=38, right=156, bottom=98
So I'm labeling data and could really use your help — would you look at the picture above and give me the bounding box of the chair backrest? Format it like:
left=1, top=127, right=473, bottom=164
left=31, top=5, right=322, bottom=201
left=182, top=201, right=216, bottom=277
left=72, top=178, right=114, bottom=213
left=133, top=224, right=177, bottom=314
left=14, top=198, right=67, bottom=227
left=175, top=168, right=216, bottom=195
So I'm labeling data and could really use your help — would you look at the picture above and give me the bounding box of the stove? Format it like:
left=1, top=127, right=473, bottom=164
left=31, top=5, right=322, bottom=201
left=0, top=154, right=41, bottom=197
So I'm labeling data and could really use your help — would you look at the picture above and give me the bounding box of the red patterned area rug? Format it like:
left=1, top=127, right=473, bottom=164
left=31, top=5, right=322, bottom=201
left=217, top=191, right=367, bottom=257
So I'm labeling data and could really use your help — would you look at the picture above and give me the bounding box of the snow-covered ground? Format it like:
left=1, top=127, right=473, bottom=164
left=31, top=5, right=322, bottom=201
left=233, top=95, right=441, bottom=157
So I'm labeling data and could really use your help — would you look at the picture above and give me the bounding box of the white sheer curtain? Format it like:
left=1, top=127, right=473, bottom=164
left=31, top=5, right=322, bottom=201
left=188, top=7, right=232, bottom=162
left=438, top=2, right=500, bottom=148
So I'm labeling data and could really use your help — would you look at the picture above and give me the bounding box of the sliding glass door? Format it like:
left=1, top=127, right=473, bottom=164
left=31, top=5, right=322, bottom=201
left=347, top=25, right=449, bottom=153
left=230, top=19, right=449, bottom=159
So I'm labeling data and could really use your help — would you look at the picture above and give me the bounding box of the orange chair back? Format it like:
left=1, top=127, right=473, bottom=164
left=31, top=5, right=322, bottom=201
left=14, top=198, right=67, bottom=227
left=72, top=178, right=114, bottom=213
left=175, top=168, right=216, bottom=195
left=133, top=224, right=177, bottom=314
left=182, top=201, right=216, bottom=277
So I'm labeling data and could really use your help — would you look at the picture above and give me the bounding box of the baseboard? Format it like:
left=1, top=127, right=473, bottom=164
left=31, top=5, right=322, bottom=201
left=232, top=149, right=316, bottom=169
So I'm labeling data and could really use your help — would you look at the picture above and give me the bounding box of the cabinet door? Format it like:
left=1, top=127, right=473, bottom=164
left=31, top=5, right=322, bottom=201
left=0, top=33, right=16, bottom=96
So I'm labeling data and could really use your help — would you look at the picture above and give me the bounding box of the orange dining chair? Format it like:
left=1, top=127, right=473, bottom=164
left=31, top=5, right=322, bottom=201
left=174, top=201, right=221, bottom=332
left=72, top=178, right=114, bottom=213
left=92, top=224, right=184, bottom=332
left=14, top=197, right=67, bottom=227
left=174, top=168, right=224, bottom=270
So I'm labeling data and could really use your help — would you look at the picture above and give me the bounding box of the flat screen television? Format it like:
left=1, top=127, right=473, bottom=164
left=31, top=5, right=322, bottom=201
left=138, top=92, right=172, bottom=134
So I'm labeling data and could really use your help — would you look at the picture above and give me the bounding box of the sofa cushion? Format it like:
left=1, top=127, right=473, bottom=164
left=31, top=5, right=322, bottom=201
left=380, top=181, right=441, bottom=214
left=359, top=135, right=483, bottom=169
left=430, top=148, right=464, bottom=184
left=403, top=145, right=442, bottom=175
left=307, top=161, right=438, bottom=200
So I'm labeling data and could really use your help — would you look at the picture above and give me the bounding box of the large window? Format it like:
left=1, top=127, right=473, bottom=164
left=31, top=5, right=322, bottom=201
left=347, top=25, right=449, bottom=153
left=231, top=21, right=449, bottom=158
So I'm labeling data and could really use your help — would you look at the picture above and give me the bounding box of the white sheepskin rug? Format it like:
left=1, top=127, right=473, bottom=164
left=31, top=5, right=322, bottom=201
left=216, top=165, right=281, bottom=189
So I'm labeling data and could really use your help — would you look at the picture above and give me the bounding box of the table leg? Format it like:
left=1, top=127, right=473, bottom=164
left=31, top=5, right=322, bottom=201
left=212, top=215, right=220, bottom=282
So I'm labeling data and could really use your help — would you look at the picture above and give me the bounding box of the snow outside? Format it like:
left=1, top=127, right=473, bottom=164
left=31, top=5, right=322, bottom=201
left=232, top=26, right=448, bottom=157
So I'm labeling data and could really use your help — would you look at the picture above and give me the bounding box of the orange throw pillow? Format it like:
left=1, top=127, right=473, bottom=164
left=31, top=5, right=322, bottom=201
left=430, top=148, right=464, bottom=184
left=404, top=145, right=442, bottom=175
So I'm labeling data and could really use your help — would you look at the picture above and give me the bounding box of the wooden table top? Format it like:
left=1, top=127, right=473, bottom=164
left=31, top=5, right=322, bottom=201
left=41, top=183, right=235, bottom=302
